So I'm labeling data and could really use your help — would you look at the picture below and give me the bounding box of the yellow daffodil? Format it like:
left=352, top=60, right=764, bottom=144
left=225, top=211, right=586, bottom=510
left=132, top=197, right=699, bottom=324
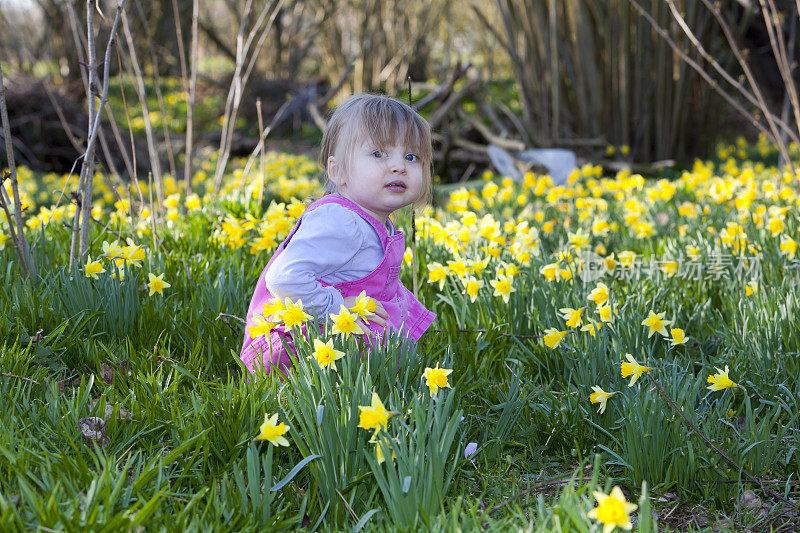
left=374, top=440, right=394, bottom=464
left=620, top=353, right=652, bottom=387
left=310, top=338, right=345, bottom=369
left=559, top=307, right=584, bottom=328
left=604, top=252, right=616, bottom=271
left=349, top=290, right=377, bottom=319
left=255, top=413, right=291, bottom=447
left=618, top=250, right=636, bottom=267
left=427, top=262, right=448, bottom=289
left=281, top=298, right=311, bottom=328
left=287, top=199, right=305, bottom=218
left=148, top=273, right=171, bottom=296
left=568, top=228, right=590, bottom=249
left=767, top=217, right=784, bottom=235
left=263, top=297, right=286, bottom=319
left=101, top=239, right=124, bottom=259
left=641, top=310, right=671, bottom=337
left=670, top=328, right=686, bottom=346
left=483, top=245, right=501, bottom=258
left=581, top=320, right=604, bottom=337
left=330, top=305, right=365, bottom=337
left=540, top=262, right=558, bottom=281
left=375, top=443, right=386, bottom=465
left=186, top=194, right=201, bottom=210
left=114, top=198, right=130, bottom=213
left=120, top=243, right=145, bottom=268
left=249, top=314, right=276, bottom=338
left=370, top=432, right=400, bottom=464
left=514, top=249, right=532, bottom=265
left=462, top=276, right=484, bottom=303
left=588, top=282, right=609, bottom=305
left=468, top=257, right=490, bottom=277
left=661, top=260, right=679, bottom=277
left=780, top=235, right=798, bottom=258
left=447, top=259, right=469, bottom=278
left=592, top=219, right=610, bottom=237
left=543, top=328, right=569, bottom=349
left=84, top=256, right=105, bottom=279
left=501, top=262, right=520, bottom=277
left=589, top=386, right=618, bottom=414
left=707, top=365, right=738, bottom=391
left=745, top=281, right=758, bottom=296
left=489, top=275, right=515, bottom=303
left=597, top=304, right=617, bottom=323
left=423, top=364, right=453, bottom=396
left=358, top=392, right=391, bottom=433
left=587, top=486, right=638, bottom=533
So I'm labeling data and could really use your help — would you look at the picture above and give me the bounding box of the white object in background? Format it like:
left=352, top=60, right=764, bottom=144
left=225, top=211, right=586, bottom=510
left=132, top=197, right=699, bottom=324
left=517, top=148, right=577, bottom=185
left=487, top=144, right=522, bottom=180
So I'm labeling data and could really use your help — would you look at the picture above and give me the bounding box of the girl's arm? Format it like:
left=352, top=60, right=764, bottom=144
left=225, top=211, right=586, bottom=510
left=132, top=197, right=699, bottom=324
left=264, top=203, right=380, bottom=319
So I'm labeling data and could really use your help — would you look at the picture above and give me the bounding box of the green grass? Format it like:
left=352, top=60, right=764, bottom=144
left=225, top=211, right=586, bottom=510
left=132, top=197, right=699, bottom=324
left=2, top=139, right=800, bottom=530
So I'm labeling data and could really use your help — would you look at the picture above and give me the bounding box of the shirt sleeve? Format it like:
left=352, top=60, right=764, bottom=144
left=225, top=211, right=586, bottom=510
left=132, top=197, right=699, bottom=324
left=264, top=203, right=365, bottom=318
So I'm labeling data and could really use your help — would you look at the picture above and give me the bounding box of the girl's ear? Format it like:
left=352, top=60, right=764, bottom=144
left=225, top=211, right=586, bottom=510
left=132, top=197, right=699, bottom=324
left=327, top=155, right=339, bottom=184
left=328, top=155, right=348, bottom=187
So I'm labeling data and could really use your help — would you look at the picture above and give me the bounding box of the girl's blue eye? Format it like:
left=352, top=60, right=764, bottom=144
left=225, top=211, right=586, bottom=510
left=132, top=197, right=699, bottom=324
left=372, top=150, right=386, bottom=158
left=405, top=153, right=418, bottom=162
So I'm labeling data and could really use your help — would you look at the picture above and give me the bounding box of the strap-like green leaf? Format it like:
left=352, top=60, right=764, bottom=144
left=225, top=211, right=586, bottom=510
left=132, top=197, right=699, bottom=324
left=271, top=454, right=321, bottom=492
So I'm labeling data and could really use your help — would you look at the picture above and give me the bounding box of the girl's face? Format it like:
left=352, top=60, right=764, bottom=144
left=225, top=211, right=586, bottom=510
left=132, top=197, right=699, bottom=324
left=327, top=137, right=423, bottom=222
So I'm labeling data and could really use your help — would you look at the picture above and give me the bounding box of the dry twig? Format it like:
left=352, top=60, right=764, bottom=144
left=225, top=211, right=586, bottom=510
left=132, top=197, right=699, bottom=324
left=120, top=6, right=165, bottom=214
left=212, top=0, right=285, bottom=194
left=183, top=0, right=200, bottom=195
left=0, top=62, right=35, bottom=276
left=1, top=373, right=40, bottom=385
left=645, top=373, right=789, bottom=503
left=76, top=0, right=129, bottom=262
left=664, top=0, right=797, bottom=180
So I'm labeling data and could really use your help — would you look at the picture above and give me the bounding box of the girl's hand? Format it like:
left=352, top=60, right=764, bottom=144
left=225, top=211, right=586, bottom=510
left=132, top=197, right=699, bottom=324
left=342, top=296, right=390, bottom=327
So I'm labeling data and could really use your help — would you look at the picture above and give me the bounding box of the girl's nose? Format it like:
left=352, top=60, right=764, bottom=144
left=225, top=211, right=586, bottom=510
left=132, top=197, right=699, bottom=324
left=388, top=154, right=407, bottom=173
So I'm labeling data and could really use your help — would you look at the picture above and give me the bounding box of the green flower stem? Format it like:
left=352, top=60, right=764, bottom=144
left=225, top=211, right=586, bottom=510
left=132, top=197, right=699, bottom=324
left=644, top=372, right=787, bottom=502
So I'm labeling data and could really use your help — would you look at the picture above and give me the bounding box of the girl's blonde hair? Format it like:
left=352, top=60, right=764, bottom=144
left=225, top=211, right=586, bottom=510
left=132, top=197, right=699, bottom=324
left=319, top=93, right=433, bottom=208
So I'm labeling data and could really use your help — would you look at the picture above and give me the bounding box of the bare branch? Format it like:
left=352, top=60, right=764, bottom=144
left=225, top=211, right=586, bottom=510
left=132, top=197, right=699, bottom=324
left=459, top=110, right=525, bottom=151
left=627, top=0, right=782, bottom=151
left=0, top=64, right=35, bottom=277
left=133, top=0, right=177, bottom=181
left=666, top=0, right=797, bottom=174
left=183, top=0, right=199, bottom=195
left=212, top=0, right=285, bottom=194
left=236, top=98, right=294, bottom=198
left=76, top=0, right=129, bottom=261
left=413, top=62, right=471, bottom=111
left=429, top=73, right=481, bottom=130
left=120, top=6, right=164, bottom=211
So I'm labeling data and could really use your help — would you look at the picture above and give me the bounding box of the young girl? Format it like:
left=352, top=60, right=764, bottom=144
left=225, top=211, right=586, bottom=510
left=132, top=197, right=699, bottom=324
left=240, top=94, right=436, bottom=376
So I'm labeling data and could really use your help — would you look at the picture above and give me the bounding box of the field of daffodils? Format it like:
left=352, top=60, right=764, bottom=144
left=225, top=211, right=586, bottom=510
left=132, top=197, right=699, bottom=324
left=1, top=135, right=799, bottom=531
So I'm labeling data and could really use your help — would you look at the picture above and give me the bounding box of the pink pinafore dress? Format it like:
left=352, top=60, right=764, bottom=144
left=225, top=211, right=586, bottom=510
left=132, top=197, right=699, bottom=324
left=240, top=194, right=435, bottom=376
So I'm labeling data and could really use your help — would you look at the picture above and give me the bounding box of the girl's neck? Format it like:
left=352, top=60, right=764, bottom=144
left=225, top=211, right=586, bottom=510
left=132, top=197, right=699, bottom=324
left=335, top=192, right=391, bottom=223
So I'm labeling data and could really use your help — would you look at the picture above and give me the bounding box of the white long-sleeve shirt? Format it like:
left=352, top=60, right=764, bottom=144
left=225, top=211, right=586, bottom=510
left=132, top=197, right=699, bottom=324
left=263, top=202, right=392, bottom=318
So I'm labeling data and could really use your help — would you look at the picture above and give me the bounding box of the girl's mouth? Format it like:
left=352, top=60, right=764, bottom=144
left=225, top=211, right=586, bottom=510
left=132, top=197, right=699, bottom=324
left=385, top=181, right=407, bottom=191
